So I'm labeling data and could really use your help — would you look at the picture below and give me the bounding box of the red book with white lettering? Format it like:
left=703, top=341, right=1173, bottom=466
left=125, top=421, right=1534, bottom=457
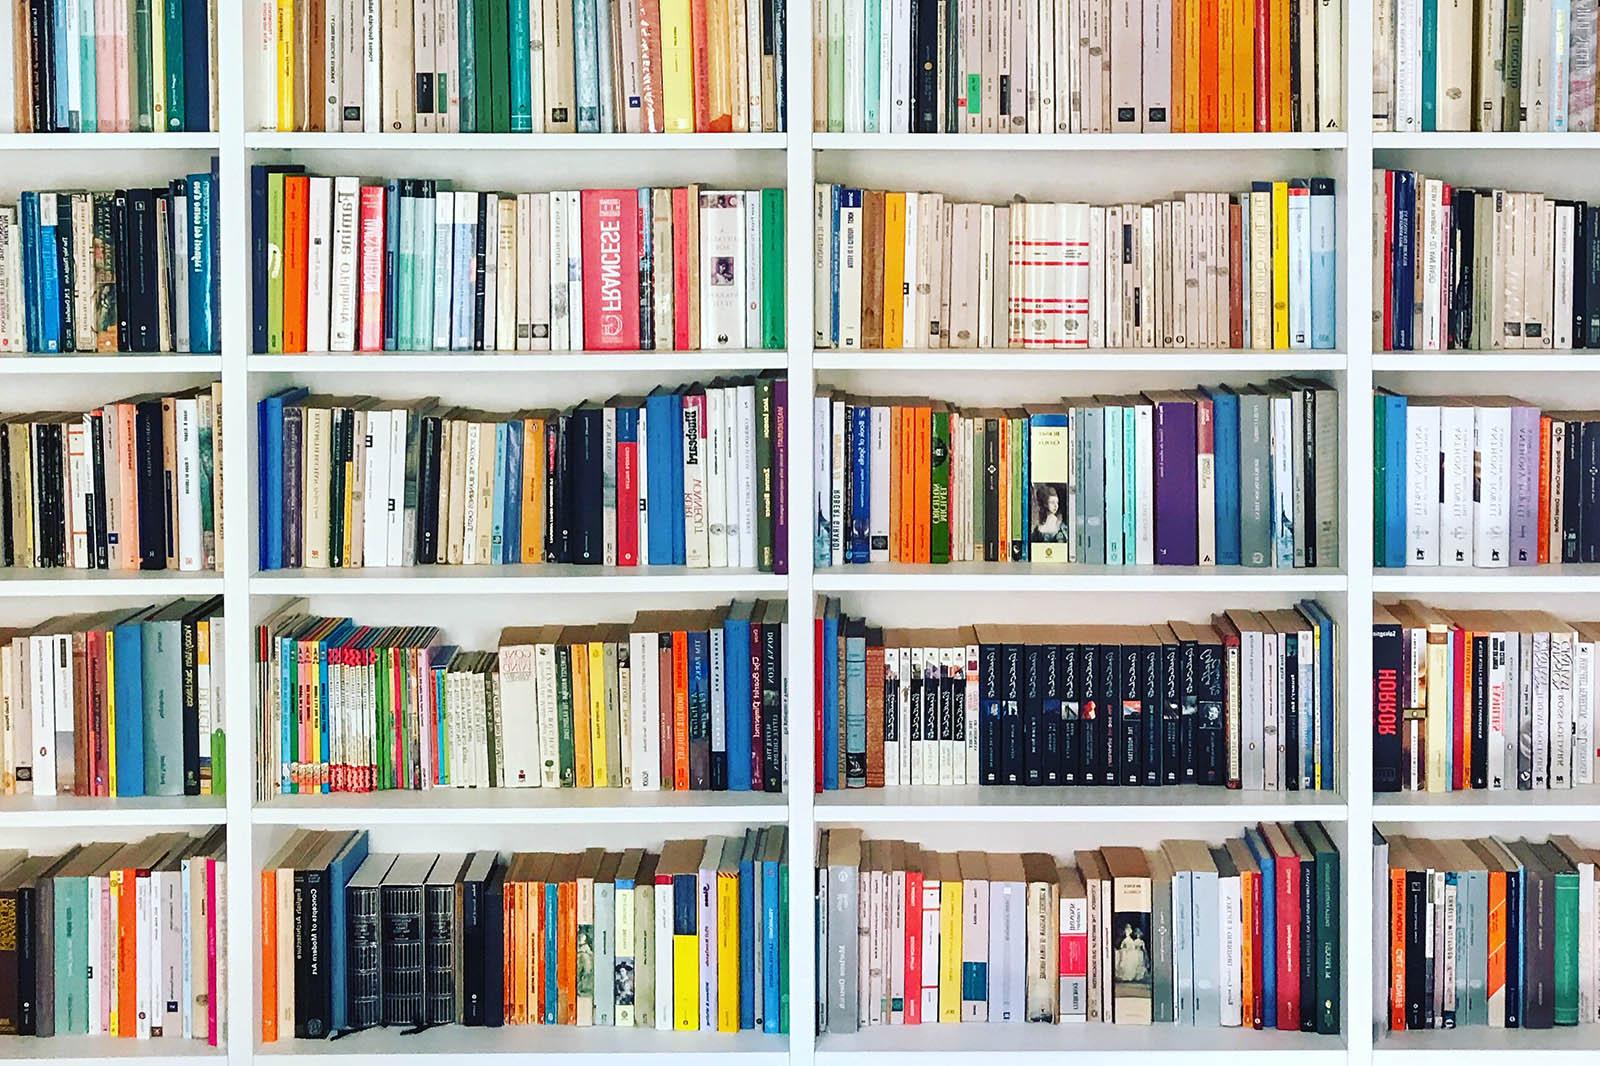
left=617, top=405, right=640, bottom=565
left=356, top=185, right=386, bottom=351
left=1261, top=821, right=1302, bottom=1030
left=904, top=849, right=924, bottom=1024
left=579, top=189, right=642, bottom=350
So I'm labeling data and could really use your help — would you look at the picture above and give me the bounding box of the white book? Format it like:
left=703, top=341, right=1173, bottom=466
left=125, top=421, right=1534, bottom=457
left=257, top=0, right=279, bottom=127
left=1262, top=629, right=1280, bottom=790
left=630, top=630, right=658, bottom=790
left=706, top=388, right=728, bottom=567
left=429, top=189, right=454, bottom=349
left=699, top=192, right=746, bottom=348
left=1475, top=0, right=1504, bottom=129
left=882, top=648, right=900, bottom=787
left=736, top=383, right=758, bottom=567
left=362, top=409, right=391, bottom=566
left=514, top=193, right=533, bottom=350
left=531, top=638, right=561, bottom=786
left=1437, top=0, right=1472, bottom=128
left=654, top=857, right=674, bottom=1027
left=870, top=405, right=890, bottom=562
left=496, top=641, right=539, bottom=786
left=683, top=395, right=710, bottom=567
left=1134, top=400, right=1154, bottom=564
left=907, top=647, right=925, bottom=786
left=1533, top=629, right=1552, bottom=788
left=941, top=646, right=961, bottom=784
left=1395, top=0, right=1421, bottom=130
left=1087, top=205, right=1105, bottom=347
left=830, top=396, right=846, bottom=565
left=899, top=646, right=915, bottom=785
left=1422, top=179, right=1445, bottom=350
left=901, top=192, right=920, bottom=347
left=637, top=406, right=650, bottom=562
left=1438, top=402, right=1474, bottom=567
left=385, top=407, right=406, bottom=565
left=977, top=203, right=995, bottom=347
left=28, top=636, right=54, bottom=796
left=549, top=193, right=570, bottom=350
left=814, top=187, right=832, bottom=347
left=1575, top=635, right=1596, bottom=786
left=0, top=210, right=22, bottom=350
left=1472, top=403, right=1511, bottom=567
left=1555, top=202, right=1576, bottom=349
left=1551, top=626, right=1577, bottom=787
left=566, top=190, right=584, bottom=350
left=1526, top=0, right=1556, bottom=129
left=845, top=0, right=865, bottom=129
left=814, top=396, right=831, bottom=567
left=1218, top=863, right=1241, bottom=1025
left=304, top=176, right=334, bottom=352
left=744, top=199, right=762, bottom=346
left=721, top=386, right=741, bottom=566
left=496, top=198, right=518, bottom=350
left=1105, top=205, right=1123, bottom=347
left=963, top=641, right=980, bottom=782
left=839, top=192, right=863, bottom=348
left=1489, top=630, right=1510, bottom=789
left=481, top=193, right=499, bottom=348
left=363, top=0, right=383, bottom=132
left=890, top=0, right=913, bottom=131
left=1239, top=622, right=1264, bottom=790
left=331, top=177, right=362, bottom=351
left=529, top=194, right=552, bottom=349
left=1288, top=184, right=1312, bottom=349
left=175, top=398, right=202, bottom=571
left=1405, top=402, right=1443, bottom=565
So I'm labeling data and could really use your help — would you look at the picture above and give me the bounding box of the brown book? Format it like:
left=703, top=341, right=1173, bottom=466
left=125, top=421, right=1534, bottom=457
left=307, top=0, right=326, bottom=132
left=1229, top=199, right=1244, bottom=348
left=865, top=626, right=886, bottom=787
left=12, top=0, right=31, bottom=132
left=861, top=191, right=886, bottom=349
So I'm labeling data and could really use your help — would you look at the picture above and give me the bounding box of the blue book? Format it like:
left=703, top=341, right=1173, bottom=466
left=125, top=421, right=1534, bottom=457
left=737, top=830, right=757, bottom=1028
left=1120, top=408, right=1134, bottom=561
left=450, top=192, right=476, bottom=350
left=1309, top=179, right=1336, bottom=349
left=80, top=0, right=97, bottom=131
left=1244, top=828, right=1277, bottom=1027
left=491, top=421, right=509, bottom=564
left=187, top=172, right=216, bottom=352
left=383, top=178, right=401, bottom=350
left=260, top=388, right=308, bottom=570
left=1382, top=393, right=1408, bottom=567
left=644, top=390, right=676, bottom=564
left=1392, top=171, right=1416, bottom=351
left=844, top=623, right=866, bottom=786
left=508, top=0, right=533, bottom=130
left=723, top=601, right=754, bottom=791
left=1208, top=386, right=1241, bottom=565
left=164, top=0, right=186, bottom=129
left=19, top=193, right=39, bottom=351
left=37, top=193, right=62, bottom=352
left=182, top=0, right=210, bottom=130
left=574, top=0, right=601, bottom=131
left=668, top=391, right=685, bottom=564
left=111, top=610, right=150, bottom=796
left=326, top=830, right=370, bottom=1033
left=822, top=605, right=840, bottom=790
left=543, top=881, right=559, bottom=1022
left=848, top=404, right=870, bottom=562
left=504, top=419, right=523, bottom=563
left=53, top=0, right=69, bottom=130
left=761, top=849, right=781, bottom=1031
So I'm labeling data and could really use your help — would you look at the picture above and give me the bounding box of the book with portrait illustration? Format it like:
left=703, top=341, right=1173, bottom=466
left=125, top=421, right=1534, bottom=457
left=1028, top=409, right=1072, bottom=562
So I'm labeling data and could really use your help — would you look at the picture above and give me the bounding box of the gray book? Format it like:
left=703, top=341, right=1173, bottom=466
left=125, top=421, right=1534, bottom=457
left=594, top=852, right=620, bottom=1026
left=1285, top=380, right=1308, bottom=567
left=1080, top=405, right=1105, bottom=564
left=423, top=853, right=467, bottom=1026
left=1209, top=844, right=1241, bottom=1027
left=1373, top=829, right=1389, bottom=1029
left=1518, top=632, right=1535, bottom=789
left=1160, top=840, right=1193, bottom=1026
left=380, top=852, right=437, bottom=1027
left=1186, top=841, right=1221, bottom=1027
left=1147, top=847, right=1175, bottom=1024
left=986, top=852, right=1026, bottom=1023
left=1304, top=377, right=1340, bottom=566
left=826, top=828, right=862, bottom=1032
left=141, top=600, right=193, bottom=795
left=1238, top=386, right=1272, bottom=567
left=1507, top=840, right=1556, bottom=1028
left=814, top=829, right=828, bottom=1033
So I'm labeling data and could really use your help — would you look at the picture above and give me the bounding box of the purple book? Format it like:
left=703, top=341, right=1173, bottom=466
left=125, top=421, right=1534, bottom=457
left=1509, top=403, right=1541, bottom=566
left=773, top=377, right=789, bottom=575
left=283, top=403, right=305, bottom=569
left=1152, top=395, right=1199, bottom=566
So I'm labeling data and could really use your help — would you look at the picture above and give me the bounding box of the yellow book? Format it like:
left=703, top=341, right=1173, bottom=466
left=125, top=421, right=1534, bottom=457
left=105, top=629, right=117, bottom=796
left=1269, top=0, right=1291, bottom=129
left=1425, top=620, right=1451, bottom=792
left=882, top=193, right=908, bottom=347
left=588, top=640, right=609, bottom=787
left=660, top=0, right=696, bottom=131
left=150, top=0, right=166, bottom=131
left=276, top=0, right=296, bottom=131
left=716, top=854, right=739, bottom=1032
left=660, top=840, right=701, bottom=1030
left=571, top=636, right=593, bottom=787
left=1234, top=0, right=1254, bottom=130
left=937, top=853, right=963, bottom=1022
left=1183, top=0, right=1201, bottom=132
left=1271, top=181, right=1290, bottom=349
left=1218, top=0, right=1234, bottom=133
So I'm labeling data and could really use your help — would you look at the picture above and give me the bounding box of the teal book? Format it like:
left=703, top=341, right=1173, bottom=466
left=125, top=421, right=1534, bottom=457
left=397, top=182, right=416, bottom=349
left=1420, top=0, right=1438, bottom=131
left=508, top=0, right=533, bottom=130
left=413, top=182, right=436, bottom=350
left=458, top=0, right=479, bottom=130
left=1546, top=843, right=1580, bottom=1025
left=760, top=189, right=785, bottom=349
left=53, top=872, right=88, bottom=1032
left=863, top=0, right=881, bottom=131
left=843, top=620, right=866, bottom=787
left=595, top=0, right=616, bottom=130
left=475, top=0, right=500, bottom=131
left=1102, top=402, right=1124, bottom=565
left=1121, top=407, right=1135, bottom=563
left=164, top=0, right=185, bottom=129
left=141, top=602, right=188, bottom=796
left=826, top=0, right=843, bottom=130
left=574, top=0, right=601, bottom=131
left=79, top=0, right=97, bottom=130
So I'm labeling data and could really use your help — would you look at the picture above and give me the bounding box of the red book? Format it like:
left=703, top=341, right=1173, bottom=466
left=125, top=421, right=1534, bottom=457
left=1253, top=0, right=1271, bottom=130
left=357, top=185, right=386, bottom=352
left=904, top=863, right=924, bottom=1024
left=1263, top=823, right=1301, bottom=1030
left=672, top=187, right=692, bottom=349
left=689, top=0, right=713, bottom=130
left=814, top=614, right=824, bottom=793
left=205, top=858, right=219, bottom=1045
left=657, top=636, right=674, bottom=789
left=1441, top=185, right=1454, bottom=345
left=283, top=174, right=310, bottom=352
left=1451, top=626, right=1468, bottom=789
left=580, top=190, right=643, bottom=350
left=1382, top=171, right=1394, bottom=350
left=1228, top=201, right=1244, bottom=348
left=617, top=407, right=640, bottom=565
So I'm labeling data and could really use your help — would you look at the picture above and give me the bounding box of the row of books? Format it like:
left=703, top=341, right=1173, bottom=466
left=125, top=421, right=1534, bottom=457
left=1373, top=602, right=1600, bottom=792
left=817, top=181, right=1338, bottom=351
left=0, top=832, right=227, bottom=1042
left=0, top=179, right=221, bottom=354
left=0, top=387, right=223, bottom=573
left=259, top=829, right=790, bottom=1039
left=1, top=599, right=225, bottom=800
left=1373, top=394, right=1596, bottom=569
left=8, top=0, right=217, bottom=132
left=1373, top=0, right=1596, bottom=131
left=1376, top=833, right=1599, bottom=1029
left=253, top=600, right=788, bottom=800
left=818, top=824, right=1340, bottom=1032
left=816, top=0, right=1344, bottom=132
left=253, top=169, right=786, bottom=354
left=815, top=604, right=1337, bottom=792
left=254, top=0, right=788, bottom=134
left=256, top=377, right=788, bottom=571
left=1376, top=171, right=1600, bottom=352
left=813, top=381, right=1340, bottom=569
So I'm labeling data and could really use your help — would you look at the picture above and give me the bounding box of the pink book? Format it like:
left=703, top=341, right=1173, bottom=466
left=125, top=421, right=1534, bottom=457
left=117, top=403, right=140, bottom=568
left=205, top=858, right=219, bottom=1045
left=617, top=412, right=639, bottom=565
left=113, top=0, right=131, bottom=130
left=357, top=186, right=386, bottom=351
left=672, top=188, right=691, bottom=349
left=579, top=189, right=643, bottom=350
left=95, top=0, right=116, bottom=129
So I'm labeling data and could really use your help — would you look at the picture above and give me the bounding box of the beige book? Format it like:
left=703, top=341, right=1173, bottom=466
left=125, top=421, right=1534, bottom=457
left=993, top=206, right=1011, bottom=348
left=1488, top=190, right=1508, bottom=348
left=1535, top=196, right=1554, bottom=347
left=347, top=407, right=368, bottom=568
left=1109, top=0, right=1140, bottom=129
left=1021, top=852, right=1059, bottom=1022
left=1503, top=191, right=1527, bottom=349
left=1474, top=0, right=1504, bottom=130
left=1073, top=848, right=1106, bottom=1020
left=497, top=199, right=518, bottom=351
left=1522, top=0, right=1552, bottom=130
left=812, top=0, right=827, bottom=131
left=1436, top=0, right=1472, bottom=128
left=652, top=190, right=675, bottom=348
left=302, top=405, right=333, bottom=567
left=446, top=416, right=469, bottom=564
left=925, top=195, right=945, bottom=347
left=476, top=420, right=496, bottom=562
left=1248, top=184, right=1271, bottom=349
left=1098, top=0, right=1113, bottom=129
left=380, top=0, right=415, bottom=131
left=545, top=0, right=577, bottom=130
left=1100, top=845, right=1153, bottom=1024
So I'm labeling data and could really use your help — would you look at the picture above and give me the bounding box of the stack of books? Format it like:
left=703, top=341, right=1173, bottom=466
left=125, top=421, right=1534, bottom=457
left=0, top=831, right=227, bottom=1043
left=815, top=603, right=1337, bottom=791
left=818, top=823, right=1341, bottom=1033
left=1, top=599, right=225, bottom=799
left=0, top=388, right=223, bottom=572
left=1375, top=833, right=1600, bottom=1029
left=816, top=181, right=1338, bottom=351
left=816, top=0, right=1344, bottom=132
left=252, top=172, right=786, bottom=353
left=1374, top=0, right=1599, bottom=131
left=1372, top=393, right=1600, bottom=568
left=1375, top=170, right=1600, bottom=351
left=814, top=382, right=1339, bottom=569
left=0, top=176, right=222, bottom=354
left=8, top=0, right=216, bottom=132
left=253, top=600, right=789, bottom=799
left=1374, top=602, right=1600, bottom=792
left=258, top=829, right=790, bottom=1039
left=256, top=377, right=788, bottom=571
left=253, top=0, right=787, bottom=133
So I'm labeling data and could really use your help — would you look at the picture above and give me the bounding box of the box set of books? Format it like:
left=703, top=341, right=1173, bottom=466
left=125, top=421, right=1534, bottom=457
left=257, top=376, right=787, bottom=571
left=253, top=600, right=788, bottom=799
left=816, top=603, right=1336, bottom=792
left=814, top=382, right=1338, bottom=569
left=259, top=829, right=789, bottom=1040
left=817, top=181, right=1338, bottom=352
left=818, top=824, right=1340, bottom=1033
left=816, top=0, right=1343, bottom=132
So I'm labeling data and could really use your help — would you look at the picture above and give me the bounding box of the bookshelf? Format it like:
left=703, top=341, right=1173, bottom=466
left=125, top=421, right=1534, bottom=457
left=0, top=0, right=1591, bottom=1062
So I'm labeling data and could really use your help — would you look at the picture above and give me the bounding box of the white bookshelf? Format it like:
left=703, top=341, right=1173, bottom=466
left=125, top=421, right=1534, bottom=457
left=0, top=0, right=1595, bottom=1061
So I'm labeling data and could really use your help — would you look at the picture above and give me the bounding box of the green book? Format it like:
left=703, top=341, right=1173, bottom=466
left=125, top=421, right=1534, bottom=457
left=930, top=408, right=950, bottom=563
left=459, top=0, right=479, bottom=131
left=487, top=0, right=511, bottom=131
left=556, top=644, right=576, bottom=786
left=1101, top=403, right=1124, bottom=564
left=475, top=0, right=498, bottom=132
left=756, top=374, right=775, bottom=571
left=760, top=189, right=785, bottom=349
left=485, top=655, right=502, bottom=787
left=141, top=602, right=189, bottom=796
left=163, top=0, right=185, bottom=129
left=1539, top=841, right=1581, bottom=1026
left=133, top=0, right=155, bottom=130
left=1502, top=0, right=1525, bottom=132
left=1303, top=821, right=1342, bottom=1035
left=397, top=181, right=416, bottom=349
left=267, top=171, right=287, bottom=353
left=826, top=0, right=844, bottom=131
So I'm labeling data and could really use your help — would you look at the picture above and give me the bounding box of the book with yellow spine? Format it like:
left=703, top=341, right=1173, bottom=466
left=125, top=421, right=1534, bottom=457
left=660, top=0, right=696, bottom=130
left=1271, top=181, right=1290, bottom=349
left=571, top=633, right=594, bottom=786
left=277, top=0, right=296, bottom=130
left=589, top=639, right=610, bottom=787
left=661, top=839, right=702, bottom=1030
left=1183, top=0, right=1201, bottom=132
left=1270, top=0, right=1292, bottom=129
left=938, top=851, right=964, bottom=1022
left=882, top=193, right=907, bottom=348
left=1234, top=0, right=1254, bottom=129
left=1218, top=0, right=1235, bottom=132
left=105, top=629, right=117, bottom=795
left=717, top=840, right=740, bottom=1031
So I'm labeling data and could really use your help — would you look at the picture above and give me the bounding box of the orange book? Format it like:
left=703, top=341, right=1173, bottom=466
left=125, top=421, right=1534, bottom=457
left=673, top=629, right=691, bottom=789
left=898, top=406, right=916, bottom=562
left=282, top=174, right=310, bottom=352
left=1389, top=860, right=1406, bottom=1030
left=1199, top=0, right=1220, bottom=131
left=1183, top=0, right=1201, bottom=131
left=1538, top=416, right=1552, bottom=563
left=260, top=868, right=278, bottom=1041
left=703, top=0, right=732, bottom=129
left=556, top=858, right=579, bottom=1024
left=1217, top=0, right=1234, bottom=132
left=1268, top=0, right=1291, bottom=129
left=914, top=405, right=932, bottom=563
left=521, top=417, right=545, bottom=563
left=888, top=404, right=902, bottom=561
left=1486, top=864, right=1507, bottom=1019
left=511, top=867, right=529, bottom=1025
left=503, top=885, right=517, bottom=1023
left=571, top=636, right=593, bottom=786
left=118, top=869, right=140, bottom=1034
left=689, top=0, right=714, bottom=130
left=1232, top=0, right=1254, bottom=129
left=1239, top=864, right=1254, bottom=1026
left=997, top=416, right=1010, bottom=556
left=1171, top=0, right=1186, bottom=131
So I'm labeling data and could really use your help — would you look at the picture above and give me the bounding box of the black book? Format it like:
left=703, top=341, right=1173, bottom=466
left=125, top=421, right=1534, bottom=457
left=938, top=645, right=955, bottom=771
left=567, top=405, right=604, bottom=563
left=473, top=189, right=491, bottom=350
left=999, top=641, right=1022, bottom=785
left=1039, top=642, right=1061, bottom=785
left=1116, top=642, right=1142, bottom=786
left=1505, top=850, right=1522, bottom=1026
left=1299, top=379, right=1317, bottom=567
left=1158, top=631, right=1181, bottom=784
left=326, top=406, right=348, bottom=567
left=1140, top=638, right=1161, bottom=786
left=1023, top=643, right=1043, bottom=786
left=346, top=852, right=396, bottom=1032
left=425, top=854, right=467, bottom=1025
left=1287, top=0, right=1302, bottom=129
left=882, top=634, right=899, bottom=766
left=1283, top=630, right=1300, bottom=790
left=1177, top=630, right=1199, bottom=782
left=88, top=410, right=109, bottom=569
left=383, top=180, right=401, bottom=350
left=759, top=600, right=782, bottom=791
left=415, top=412, right=442, bottom=563
left=1195, top=633, right=1225, bottom=786
left=979, top=640, right=1000, bottom=784
left=1509, top=841, right=1555, bottom=1028
left=983, top=416, right=1000, bottom=561
left=951, top=644, right=966, bottom=767
left=57, top=194, right=76, bottom=349
left=1470, top=631, right=1489, bottom=788
left=1291, top=827, right=1316, bottom=1032
left=1078, top=641, right=1099, bottom=784
left=113, top=191, right=131, bottom=350
left=380, top=853, right=434, bottom=1027
left=907, top=643, right=922, bottom=772
left=481, top=857, right=507, bottom=1027
left=1402, top=856, right=1426, bottom=1030
left=910, top=0, right=938, bottom=132
left=1058, top=643, right=1079, bottom=784
left=28, top=0, right=53, bottom=131
left=283, top=402, right=306, bottom=568
left=544, top=415, right=566, bottom=562
left=1372, top=609, right=1404, bottom=792
left=0, top=428, right=12, bottom=567
left=942, top=0, right=959, bottom=131
left=125, top=189, right=160, bottom=351
left=1449, top=188, right=1474, bottom=349
left=1587, top=204, right=1600, bottom=348
left=1562, top=417, right=1583, bottom=562
left=1099, top=643, right=1119, bottom=785
left=293, top=834, right=339, bottom=1038
left=134, top=399, right=167, bottom=569
left=921, top=647, right=938, bottom=776
left=1573, top=200, right=1586, bottom=349
left=1583, top=419, right=1600, bottom=562
left=180, top=596, right=223, bottom=795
